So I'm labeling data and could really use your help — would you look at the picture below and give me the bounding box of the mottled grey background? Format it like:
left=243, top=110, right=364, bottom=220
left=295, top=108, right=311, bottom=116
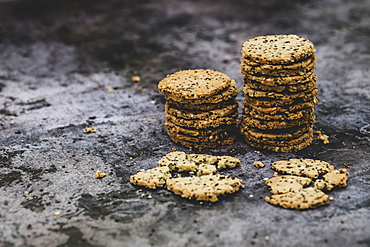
left=0, top=0, right=369, bottom=246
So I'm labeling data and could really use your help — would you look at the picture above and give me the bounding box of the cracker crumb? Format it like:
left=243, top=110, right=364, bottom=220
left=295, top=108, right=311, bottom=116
left=253, top=161, right=265, bottom=168
left=95, top=170, right=106, bottom=179
left=107, top=88, right=114, bottom=93
left=315, top=131, right=330, bottom=144
left=137, top=86, right=143, bottom=91
left=171, top=148, right=177, bottom=151
left=84, top=128, right=96, bottom=133
left=151, top=116, right=156, bottom=119
left=24, top=191, right=29, bottom=197
left=53, top=211, right=61, bottom=216
left=132, top=76, right=141, bottom=82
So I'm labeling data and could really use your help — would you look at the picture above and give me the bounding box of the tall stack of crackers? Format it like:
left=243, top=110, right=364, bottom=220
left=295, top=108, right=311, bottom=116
left=240, top=34, right=318, bottom=152
left=158, top=69, right=238, bottom=150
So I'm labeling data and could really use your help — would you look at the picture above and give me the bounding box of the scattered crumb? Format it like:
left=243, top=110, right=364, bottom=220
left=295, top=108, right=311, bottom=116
left=95, top=170, right=106, bottom=179
left=151, top=116, right=156, bottom=119
left=84, top=128, right=96, bottom=133
left=53, top=211, right=61, bottom=216
left=315, top=130, right=330, bottom=144
left=137, top=86, right=143, bottom=91
left=171, top=148, right=177, bottom=151
left=253, top=161, right=265, bottom=168
left=107, top=88, right=115, bottom=93
left=147, top=195, right=153, bottom=199
left=24, top=191, right=29, bottom=197
left=150, top=100, right=156, bottom=105
left=343, top=163, right=352, bottom=168
left=132, top=76, right=141, bottom=82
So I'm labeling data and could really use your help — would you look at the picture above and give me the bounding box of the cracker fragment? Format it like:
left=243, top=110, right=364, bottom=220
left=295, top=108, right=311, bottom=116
left=166, top=174, right=244, bottom=202
left=314, top=169, right=349, bottom=190
left=271, top=158, right=334, bottom=178
left=315, top=130, right=330, bottom=144
left=95, top=170, right=106, bottom=179
left=253, top=161, right=265, bottom=168
left=158, top=151, right=241, bottom=172
left=265, top=187, right=330, bottom=209
left=265, top=175, right=312, bottom=194
left=130, top=166, right=172, bottom=189
left=217, top=156, right=241, bottom=169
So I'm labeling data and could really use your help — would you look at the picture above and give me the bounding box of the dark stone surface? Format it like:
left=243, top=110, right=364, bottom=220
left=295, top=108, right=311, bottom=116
left=0, top=0, right=369, bottom=246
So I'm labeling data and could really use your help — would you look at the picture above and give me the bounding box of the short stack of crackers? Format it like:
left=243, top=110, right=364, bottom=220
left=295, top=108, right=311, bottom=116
left=240, top=34, right=318, bottom=152
left=158, top=69, right=239, bottom=150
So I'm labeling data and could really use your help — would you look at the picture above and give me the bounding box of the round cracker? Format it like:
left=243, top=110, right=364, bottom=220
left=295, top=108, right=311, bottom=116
left=241, top=34, right=316, bottom=64
left=158, top=69, right=232, bottom=100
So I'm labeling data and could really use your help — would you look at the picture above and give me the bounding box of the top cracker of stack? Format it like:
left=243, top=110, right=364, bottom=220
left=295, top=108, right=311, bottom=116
left=240, top=34, right=318, bottom=152
left=158, top=69, right=239, bottom=150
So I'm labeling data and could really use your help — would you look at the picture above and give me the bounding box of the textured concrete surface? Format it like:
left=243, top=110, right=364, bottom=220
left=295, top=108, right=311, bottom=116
left=0, top=0, right=369, bottom=246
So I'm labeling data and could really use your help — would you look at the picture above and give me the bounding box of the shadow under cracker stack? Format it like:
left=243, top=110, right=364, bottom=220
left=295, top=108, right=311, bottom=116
left=240, top=34, right=318, bottom=152
left=158, top=69, right=239, bottom=150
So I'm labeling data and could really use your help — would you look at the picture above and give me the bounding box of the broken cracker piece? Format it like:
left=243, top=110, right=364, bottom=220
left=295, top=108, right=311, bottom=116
left=95, top=170, right=106, bottom=179
left=272, top=158, right=334, bottom=178
left=265, top=187, right=330, bottom=209
left=315, top=130, right=330, bottom=144
left=265, top=175, right=312, bottom=194
left=253, top=161, right=265, bottom=168
left=314, top=168, right=349, bottom=190
left=166, top=174, right=244, bottom=202
left=130, top=166, right=171, bottom=189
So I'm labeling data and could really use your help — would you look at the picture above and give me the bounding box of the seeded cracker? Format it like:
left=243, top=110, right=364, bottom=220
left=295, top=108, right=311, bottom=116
left=130, top=166, right=172, bottom=189
left=158, top=69, right=232, bottom=100
left=166, top=121, right=235, bottom=137
left=171, top=135, right=236, bottom=150
left=265, top=175, right=312, bottom=194
left=244, top=75, right=317, bottom=93
left=314, top=169, right=349, bottom=190
left=217, top=156, right=241, bottom=169
left=165, top=101, right=238, bottom=120
left=158, top=151, right=241, bottom=173
left=168, top=98, right=238, bottom=111
left=272, top=158, right=334, bottom=178
left=242, top=124, right=312, bottom=141
left=166, top=174, right=244, bottom=202
left=265, top=188, right=330, bottom=209
left=241, top=58, right=316, bottom=77
left=162, top=80, right=238, bottom=105
left=241, top=34, right=316, bottom=64
left=243, top=107, right=314, bottom=121
left=241, top=54, right=316, bottom=71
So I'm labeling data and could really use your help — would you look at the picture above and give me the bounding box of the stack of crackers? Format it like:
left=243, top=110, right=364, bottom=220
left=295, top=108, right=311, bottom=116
left=158, top=69, right=239, bottom=150
left=240, top=34, right=318, bottom=152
